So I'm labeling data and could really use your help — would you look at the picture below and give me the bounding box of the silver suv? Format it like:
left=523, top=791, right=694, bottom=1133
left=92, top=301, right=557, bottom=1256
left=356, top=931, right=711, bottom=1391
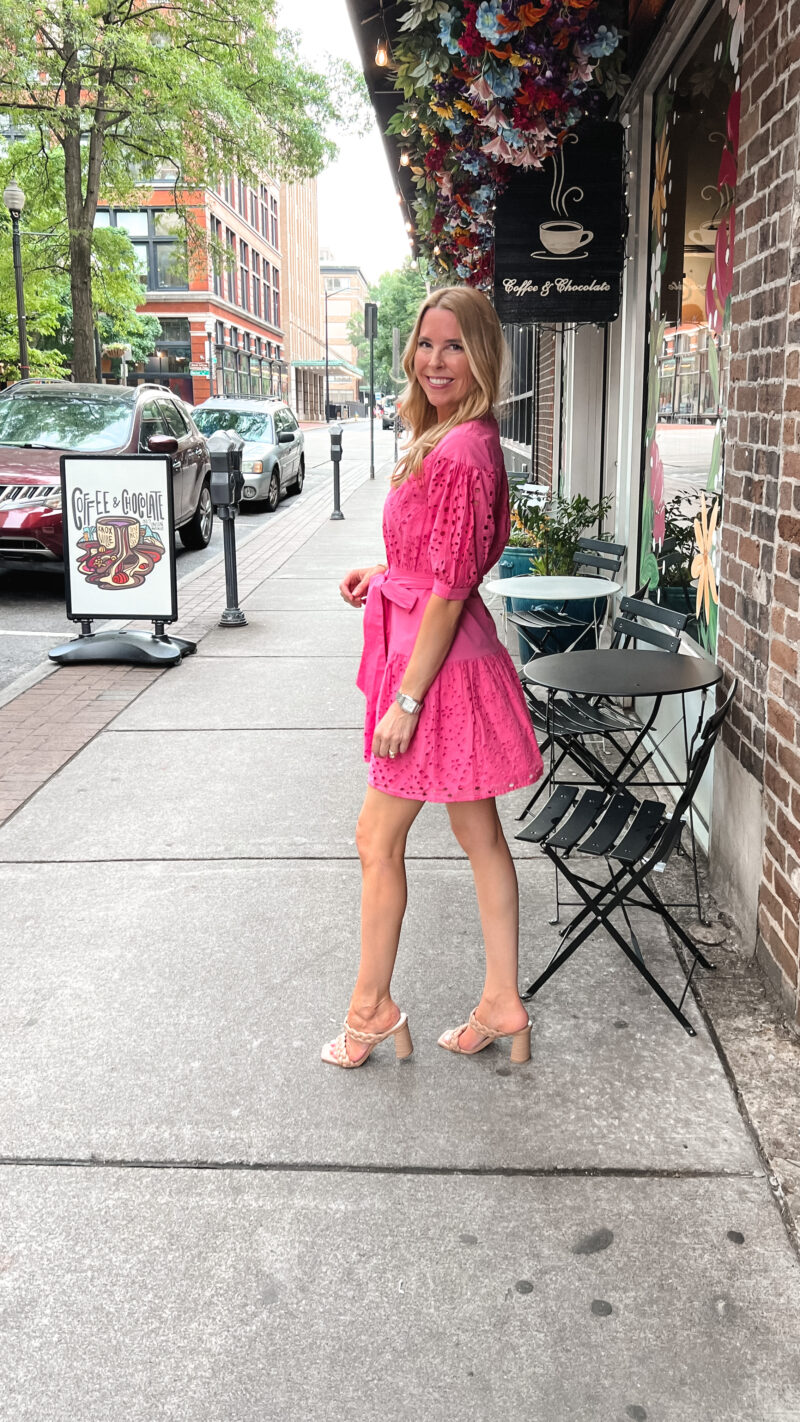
left=192, top=397, right=305, bottom=510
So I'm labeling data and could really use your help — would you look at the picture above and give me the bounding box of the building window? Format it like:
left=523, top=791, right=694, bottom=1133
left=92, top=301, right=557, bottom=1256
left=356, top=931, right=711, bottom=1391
left=226, top=229, right=236, bottom=305
left=272, top=266, right=280, bottom=326
left=269, top=195, right=279, bottom=249
left=223, top=177, right=232, bottom=208
left=211, top=216, right=222, bottom=296
left=252, top=268, right=261, bottom=318
left=260, top=185, right=268, bottom=239
left=237, top=177, right=247, bottom=215
left=250, top=189, right=258, bottom=229
left=263, top=259, right=271, bottom=322
left=95, top=208, right=188, bottom=290
left=240, top=241, right=249, bottom=313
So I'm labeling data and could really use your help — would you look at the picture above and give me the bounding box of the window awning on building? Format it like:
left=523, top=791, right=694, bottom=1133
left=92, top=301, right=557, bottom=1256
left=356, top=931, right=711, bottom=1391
left=292, top=357, right=364, bottom=377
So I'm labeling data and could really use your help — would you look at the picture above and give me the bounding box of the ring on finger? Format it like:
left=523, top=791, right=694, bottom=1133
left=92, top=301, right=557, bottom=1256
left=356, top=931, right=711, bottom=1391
left=388, top=749, right=397, bottom=759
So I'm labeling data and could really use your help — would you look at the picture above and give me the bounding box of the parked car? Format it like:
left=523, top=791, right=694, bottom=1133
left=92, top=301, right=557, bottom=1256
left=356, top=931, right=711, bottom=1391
left=192, top=396, right=305, bottom=510
left=382, top=401, right=396, bottom=430
left=0, top=382, right=213, bottom=569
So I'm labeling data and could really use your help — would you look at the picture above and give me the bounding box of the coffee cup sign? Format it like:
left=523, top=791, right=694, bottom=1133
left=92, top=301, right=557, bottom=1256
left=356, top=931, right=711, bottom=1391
left=494, top=119, right=626, bottom=323
left=61, top=454, right=178, bottom=622
left=538, top=220, right=594, bottom=256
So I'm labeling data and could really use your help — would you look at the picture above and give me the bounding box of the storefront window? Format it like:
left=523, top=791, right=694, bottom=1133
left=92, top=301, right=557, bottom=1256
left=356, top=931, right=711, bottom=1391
left=639, top=3, right=743, bottom=651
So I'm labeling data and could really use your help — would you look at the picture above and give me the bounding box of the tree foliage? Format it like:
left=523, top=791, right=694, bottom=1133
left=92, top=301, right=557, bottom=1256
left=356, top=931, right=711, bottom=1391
left=0, top=0, right=359, bottom=378
left=0, top=138, right=155, bottom=379
left=347, top=261, right=428, bottom=395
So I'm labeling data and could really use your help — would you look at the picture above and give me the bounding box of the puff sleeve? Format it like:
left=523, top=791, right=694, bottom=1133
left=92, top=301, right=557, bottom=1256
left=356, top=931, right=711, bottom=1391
left=426, top=452, right=498, bottom=600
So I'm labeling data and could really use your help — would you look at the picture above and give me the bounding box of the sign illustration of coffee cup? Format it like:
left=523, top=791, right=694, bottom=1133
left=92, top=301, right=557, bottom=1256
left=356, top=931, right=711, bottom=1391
left=77, top=515, right=165, bottom=589
left=494, top=119, right=626, bottom=323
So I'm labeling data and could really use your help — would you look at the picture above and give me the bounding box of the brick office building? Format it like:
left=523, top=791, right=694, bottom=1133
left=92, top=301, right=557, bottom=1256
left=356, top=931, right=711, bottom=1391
left=320, top=259, right=368, bottom=414
left=280, top=179, right=325, bottom=422
left=98, top=171, right=288, bottom=405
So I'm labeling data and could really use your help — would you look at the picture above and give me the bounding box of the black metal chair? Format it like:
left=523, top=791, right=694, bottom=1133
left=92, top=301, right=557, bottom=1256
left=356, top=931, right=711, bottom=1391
left=508, top=536, right=627, bottom=659
left=516, top=680, right=737, bottom=1037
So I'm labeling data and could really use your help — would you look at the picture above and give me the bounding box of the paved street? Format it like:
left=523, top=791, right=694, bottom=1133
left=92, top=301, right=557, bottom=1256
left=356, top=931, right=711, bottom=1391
left=0, top=429, right=798, bottom=1419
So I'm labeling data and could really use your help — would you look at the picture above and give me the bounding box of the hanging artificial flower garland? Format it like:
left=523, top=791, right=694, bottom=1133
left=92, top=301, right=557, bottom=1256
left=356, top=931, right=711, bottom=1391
left=387, top=0, right=623, bottom=285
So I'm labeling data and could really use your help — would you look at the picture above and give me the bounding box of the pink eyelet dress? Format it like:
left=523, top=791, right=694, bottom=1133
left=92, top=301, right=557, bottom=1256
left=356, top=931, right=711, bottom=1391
left=356, top=416, right=543, bottom=802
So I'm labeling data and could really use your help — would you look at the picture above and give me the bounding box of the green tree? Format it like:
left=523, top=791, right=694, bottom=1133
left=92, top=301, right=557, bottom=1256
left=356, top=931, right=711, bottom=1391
left=348, top=261, right=428, bottom=395
left=0, top=139, right=155, bottom=379
left=0, top=1, right=349, bottom=380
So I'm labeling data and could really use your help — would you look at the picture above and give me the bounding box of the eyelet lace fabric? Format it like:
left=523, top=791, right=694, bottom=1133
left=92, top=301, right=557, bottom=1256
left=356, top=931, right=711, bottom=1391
left=360, top=417, right=543, bottom=802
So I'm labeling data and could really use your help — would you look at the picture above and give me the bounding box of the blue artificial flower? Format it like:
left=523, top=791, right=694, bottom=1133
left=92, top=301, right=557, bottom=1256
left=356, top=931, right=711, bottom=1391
left=459, top=152, right=484, bottom=175
left=581, top=25, right=620, bottom=60
left=475, top=0, right=505, bottom=45
left=485, top=62, right=521, bottom=99
left=438, top=11, right=462, bottom=56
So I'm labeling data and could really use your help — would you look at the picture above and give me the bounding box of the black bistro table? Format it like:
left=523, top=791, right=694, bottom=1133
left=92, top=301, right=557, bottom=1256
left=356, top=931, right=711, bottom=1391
left=524, top=647, right=723, bottom=701
left=524, top=648, right=723, bottom=792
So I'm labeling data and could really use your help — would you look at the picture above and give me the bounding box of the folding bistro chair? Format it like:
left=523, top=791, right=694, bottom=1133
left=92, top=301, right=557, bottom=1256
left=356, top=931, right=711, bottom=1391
left=508, top=536, right=627, bottom=659
left=515, top=681, right=737, bottom=1037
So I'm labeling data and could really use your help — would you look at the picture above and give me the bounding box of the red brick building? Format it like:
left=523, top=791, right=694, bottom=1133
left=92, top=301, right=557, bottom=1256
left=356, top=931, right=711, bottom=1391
left=98, top=172, right=288, bottom=405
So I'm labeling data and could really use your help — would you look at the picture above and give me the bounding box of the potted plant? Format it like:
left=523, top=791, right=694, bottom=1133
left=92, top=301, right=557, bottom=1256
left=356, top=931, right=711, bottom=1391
left=497, top=489, right=614, bottom=658
left=654, top=491, right=713, bottom=641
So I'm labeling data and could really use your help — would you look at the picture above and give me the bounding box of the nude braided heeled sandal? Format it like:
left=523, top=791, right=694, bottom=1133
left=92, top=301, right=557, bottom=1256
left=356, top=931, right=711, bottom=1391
left=321, top=1012, right=413, bottom=1069
left=437, top=1010, right=532, bottom=1063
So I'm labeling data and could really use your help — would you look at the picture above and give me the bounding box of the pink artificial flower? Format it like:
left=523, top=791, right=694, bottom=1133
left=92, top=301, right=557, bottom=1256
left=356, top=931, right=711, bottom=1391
left=650, top=440, right=665, bottom=543
left=481, top=134, right=514, bottom=160
left=479, top=104, right=509, bottom=130
left=468, top=77, right=494, bottom=104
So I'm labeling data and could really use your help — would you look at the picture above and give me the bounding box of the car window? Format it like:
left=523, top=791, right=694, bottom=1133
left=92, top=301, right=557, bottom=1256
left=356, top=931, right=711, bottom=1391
left=0, top=392, right=135, bottom=451
left=139, top=400, right=169, bottom=451
left=159, top=399, right=190, bottom=438
left=273, top=407, right=291, bottom=434
left=193, top=408, right=274, bottom=443
left=283, top=410, right=299, bottom=432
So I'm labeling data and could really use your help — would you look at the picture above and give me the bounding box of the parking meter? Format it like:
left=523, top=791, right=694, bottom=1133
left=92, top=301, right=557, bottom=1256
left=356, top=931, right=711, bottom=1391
left=207, top=429, right=245, bottom=511
left=329, top=422, right=344, bottom=521
left=205, top=429, right=247, bottom=627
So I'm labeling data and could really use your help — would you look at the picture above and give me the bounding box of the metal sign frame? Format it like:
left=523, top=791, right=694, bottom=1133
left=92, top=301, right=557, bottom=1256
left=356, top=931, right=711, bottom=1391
left=60, top=453, right=178, bottom=625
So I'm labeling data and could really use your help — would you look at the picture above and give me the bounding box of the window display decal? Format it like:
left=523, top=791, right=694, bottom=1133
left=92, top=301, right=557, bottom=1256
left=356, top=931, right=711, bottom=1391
left=638, top=1, right=744, bottom=653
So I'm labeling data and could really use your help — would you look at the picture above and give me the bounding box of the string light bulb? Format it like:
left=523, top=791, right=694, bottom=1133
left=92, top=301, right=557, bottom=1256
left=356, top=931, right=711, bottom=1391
left=405, top=220, right=413, bottom=232
left=375, top=38, right=388, bottom=66
left=400, top=150, right=410, bottom=166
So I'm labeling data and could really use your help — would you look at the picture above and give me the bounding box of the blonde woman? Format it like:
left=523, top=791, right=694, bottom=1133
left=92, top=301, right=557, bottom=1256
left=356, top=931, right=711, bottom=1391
left=322, top=286, right=543, bottom=1069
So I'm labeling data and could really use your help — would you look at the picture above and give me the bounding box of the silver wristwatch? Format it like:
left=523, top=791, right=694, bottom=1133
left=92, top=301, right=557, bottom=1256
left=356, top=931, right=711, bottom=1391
left=395, top=689, right=424, bottom=714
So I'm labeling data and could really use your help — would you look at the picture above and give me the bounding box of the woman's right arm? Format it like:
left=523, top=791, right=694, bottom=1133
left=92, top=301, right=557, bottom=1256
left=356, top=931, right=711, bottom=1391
left=339, top=563, right=387, bottom=607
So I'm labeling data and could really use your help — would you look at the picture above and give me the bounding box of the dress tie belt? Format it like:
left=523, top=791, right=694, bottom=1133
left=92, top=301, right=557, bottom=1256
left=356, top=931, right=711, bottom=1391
left=357, top=569, right=435, bottom=707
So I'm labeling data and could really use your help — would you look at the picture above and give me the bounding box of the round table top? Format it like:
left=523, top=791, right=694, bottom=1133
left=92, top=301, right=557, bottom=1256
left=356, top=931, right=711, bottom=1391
left=484, top=575, right=620, bottom=602
left=523, top=648, right=723, bottom=697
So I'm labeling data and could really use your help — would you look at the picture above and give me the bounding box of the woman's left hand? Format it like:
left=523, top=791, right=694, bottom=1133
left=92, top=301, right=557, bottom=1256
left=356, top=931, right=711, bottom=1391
left=372, top=701, right=420, bottom=760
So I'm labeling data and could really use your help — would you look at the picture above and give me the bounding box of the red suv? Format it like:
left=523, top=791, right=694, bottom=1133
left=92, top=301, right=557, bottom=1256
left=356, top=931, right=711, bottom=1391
left=0, top=381, right=213, bottom=569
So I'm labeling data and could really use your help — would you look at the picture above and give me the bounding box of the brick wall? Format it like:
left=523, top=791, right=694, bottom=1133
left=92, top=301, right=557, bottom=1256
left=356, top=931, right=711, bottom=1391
left=716, top=0, right=800, bottom=1016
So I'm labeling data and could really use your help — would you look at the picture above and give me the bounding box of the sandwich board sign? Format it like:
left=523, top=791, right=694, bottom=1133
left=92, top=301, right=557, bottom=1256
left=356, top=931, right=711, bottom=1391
left=50, top=454, right=193, bottom=666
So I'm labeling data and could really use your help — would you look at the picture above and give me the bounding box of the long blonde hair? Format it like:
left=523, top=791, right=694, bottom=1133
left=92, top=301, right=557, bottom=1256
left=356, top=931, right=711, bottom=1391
left=392, top=286, right=508, bottom=486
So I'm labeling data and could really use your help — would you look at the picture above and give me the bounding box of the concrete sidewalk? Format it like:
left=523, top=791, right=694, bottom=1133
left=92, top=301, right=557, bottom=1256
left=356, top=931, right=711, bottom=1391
left=1, top=451, right=800, bottom=1420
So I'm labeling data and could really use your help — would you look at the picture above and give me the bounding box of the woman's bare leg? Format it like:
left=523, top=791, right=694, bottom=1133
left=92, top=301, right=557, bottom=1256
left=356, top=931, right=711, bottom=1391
left=340, top=785, right=424, bottom=1062
left=446, top=798, right=529, bottom=1050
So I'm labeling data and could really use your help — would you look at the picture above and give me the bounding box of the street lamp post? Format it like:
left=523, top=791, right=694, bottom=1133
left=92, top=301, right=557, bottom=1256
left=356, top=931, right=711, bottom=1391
left=3, top=181, right=29, bottom=381
left=203, top=316, right=215, bottom=396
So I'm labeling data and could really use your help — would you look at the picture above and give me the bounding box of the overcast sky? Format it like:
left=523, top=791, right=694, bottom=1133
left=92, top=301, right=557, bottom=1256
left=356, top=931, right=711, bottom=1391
left=276, top=0, right=410, bottom=285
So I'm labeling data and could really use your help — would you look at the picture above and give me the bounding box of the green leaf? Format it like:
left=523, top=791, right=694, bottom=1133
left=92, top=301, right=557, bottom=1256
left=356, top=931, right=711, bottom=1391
left=706, top=425, right=721, bottom=493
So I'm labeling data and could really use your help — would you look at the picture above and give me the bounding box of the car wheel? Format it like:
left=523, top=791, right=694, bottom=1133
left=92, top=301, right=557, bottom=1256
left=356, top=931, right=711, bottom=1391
left=266, top=469, right=280, bottom=512
left=179, top=479, right=214, bottom=550
left=289, top=456, right=305, bottom=496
